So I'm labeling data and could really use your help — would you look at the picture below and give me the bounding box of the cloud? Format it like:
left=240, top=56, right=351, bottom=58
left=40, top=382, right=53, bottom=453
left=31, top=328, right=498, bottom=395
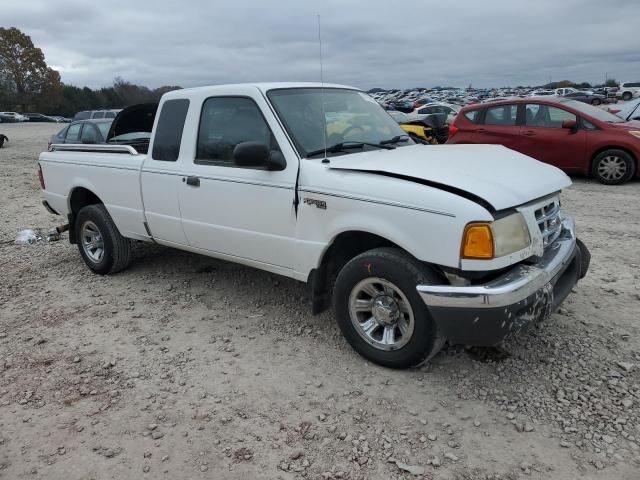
left=3, top=0, right=639, bottom=89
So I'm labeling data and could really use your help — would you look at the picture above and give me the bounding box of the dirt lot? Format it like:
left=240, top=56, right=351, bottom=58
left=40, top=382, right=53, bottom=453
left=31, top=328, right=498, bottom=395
left=1, top=122, right=639, bottom=480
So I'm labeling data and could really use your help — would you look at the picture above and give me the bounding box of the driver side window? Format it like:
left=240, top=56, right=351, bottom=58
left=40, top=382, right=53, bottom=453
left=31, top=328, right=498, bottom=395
left=196, top=97, right=280, bottom=167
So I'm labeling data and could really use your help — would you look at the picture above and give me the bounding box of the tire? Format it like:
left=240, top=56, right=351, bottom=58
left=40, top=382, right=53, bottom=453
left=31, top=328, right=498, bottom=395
left=75, top=204, right=132, bottom=274
left=591, top=98, right=601, bottom=106
left=333, top=247, right=444, bottom=368
left=622, top=92, right=632, bottom=101
left=591, top=149, right=636, bottom=185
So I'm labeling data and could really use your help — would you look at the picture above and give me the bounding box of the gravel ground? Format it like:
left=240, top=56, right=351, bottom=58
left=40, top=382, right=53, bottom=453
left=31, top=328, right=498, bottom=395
left=1, top=122, right=639, bottom=480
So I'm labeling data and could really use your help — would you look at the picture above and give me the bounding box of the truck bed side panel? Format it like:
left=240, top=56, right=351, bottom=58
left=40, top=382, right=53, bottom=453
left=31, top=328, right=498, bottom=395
left=39, top=151, right=149, bottom=240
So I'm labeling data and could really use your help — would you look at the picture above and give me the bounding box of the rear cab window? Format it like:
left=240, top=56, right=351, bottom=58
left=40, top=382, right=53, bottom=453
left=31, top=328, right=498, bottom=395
left=151, top=99, right=190, bottom=161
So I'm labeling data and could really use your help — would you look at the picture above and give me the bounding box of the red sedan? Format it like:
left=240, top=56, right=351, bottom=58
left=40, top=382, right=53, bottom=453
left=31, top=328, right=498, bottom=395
left=447, top=97, right=640, bottom=184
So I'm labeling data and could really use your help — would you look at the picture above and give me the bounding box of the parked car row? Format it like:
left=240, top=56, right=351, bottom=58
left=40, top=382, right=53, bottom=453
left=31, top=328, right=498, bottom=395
left=0, top=111, right=70, bottom=123
left=0, top=111, right=28, bottom=122
left=371, top=81, right=640, bottom=111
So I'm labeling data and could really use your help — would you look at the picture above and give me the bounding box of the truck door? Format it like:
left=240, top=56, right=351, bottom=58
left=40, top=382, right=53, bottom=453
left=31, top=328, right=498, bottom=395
left=140, top=99, right=190, bottom=245
left=177, top=93, right=299, bottom=270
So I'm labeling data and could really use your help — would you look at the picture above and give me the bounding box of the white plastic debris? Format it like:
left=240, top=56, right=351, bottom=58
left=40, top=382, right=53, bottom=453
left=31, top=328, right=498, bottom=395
left=15, top=229, right=42, bottom=245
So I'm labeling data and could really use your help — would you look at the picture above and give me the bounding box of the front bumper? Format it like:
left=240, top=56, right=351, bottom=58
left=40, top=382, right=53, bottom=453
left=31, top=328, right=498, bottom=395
left=417, top=216, right=590, bottom=346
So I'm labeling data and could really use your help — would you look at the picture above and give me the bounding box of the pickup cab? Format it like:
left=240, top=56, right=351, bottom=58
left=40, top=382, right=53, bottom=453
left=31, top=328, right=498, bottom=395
left=39, top=83, right=590, bottom=368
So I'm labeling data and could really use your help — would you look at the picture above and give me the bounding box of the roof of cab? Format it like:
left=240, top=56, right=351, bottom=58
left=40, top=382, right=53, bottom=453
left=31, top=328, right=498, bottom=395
left=161, top=82, right=359, bottom=99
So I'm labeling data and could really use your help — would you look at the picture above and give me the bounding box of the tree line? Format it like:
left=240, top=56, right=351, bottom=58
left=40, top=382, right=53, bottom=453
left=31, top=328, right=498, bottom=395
left=0, top=27, right=181, bottom=117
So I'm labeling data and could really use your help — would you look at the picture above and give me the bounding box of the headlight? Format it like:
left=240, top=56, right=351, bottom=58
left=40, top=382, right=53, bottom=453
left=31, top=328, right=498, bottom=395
left=628, top=131, right=640, bottom=140
left=461, top=213, right=530, bottom=259
left=492, top=213, right=531, bottom=257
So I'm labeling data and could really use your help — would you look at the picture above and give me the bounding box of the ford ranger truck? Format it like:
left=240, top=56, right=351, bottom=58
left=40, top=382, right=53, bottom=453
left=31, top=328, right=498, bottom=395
left=38, top=83, right=590, bottom=368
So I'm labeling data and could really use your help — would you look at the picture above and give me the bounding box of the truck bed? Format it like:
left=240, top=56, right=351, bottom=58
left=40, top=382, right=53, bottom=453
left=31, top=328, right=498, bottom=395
left=39, top=146, right=149, bottom=241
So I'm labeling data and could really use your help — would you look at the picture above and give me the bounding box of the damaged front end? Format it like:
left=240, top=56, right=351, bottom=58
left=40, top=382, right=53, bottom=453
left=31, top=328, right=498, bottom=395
left=417, top=216, right=590, bottom=346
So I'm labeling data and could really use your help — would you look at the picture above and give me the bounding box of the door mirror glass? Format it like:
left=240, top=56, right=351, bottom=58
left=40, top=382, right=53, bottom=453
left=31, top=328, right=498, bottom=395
left=233, top=141, right=286, bottom=171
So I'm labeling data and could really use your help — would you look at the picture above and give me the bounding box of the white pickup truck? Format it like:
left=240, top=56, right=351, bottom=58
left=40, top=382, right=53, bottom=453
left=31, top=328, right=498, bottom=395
left=39, top=83, right=590, bottom=368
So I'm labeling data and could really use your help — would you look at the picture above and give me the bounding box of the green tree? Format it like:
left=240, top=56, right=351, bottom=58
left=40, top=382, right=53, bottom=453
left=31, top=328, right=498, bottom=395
left=0, top=27, right=62, bottom=110
left=605, top=78, right=618, bottom=87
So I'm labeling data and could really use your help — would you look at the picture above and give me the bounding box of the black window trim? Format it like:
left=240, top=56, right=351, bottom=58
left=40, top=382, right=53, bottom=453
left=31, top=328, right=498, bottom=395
left=194, top=94, right=283, bottom=170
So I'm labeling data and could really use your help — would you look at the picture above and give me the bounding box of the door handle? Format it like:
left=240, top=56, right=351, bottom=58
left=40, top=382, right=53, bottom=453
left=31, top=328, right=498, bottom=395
left=185, top=176, right=200, bottom=187
left=522, top=131, right=536, bottom=136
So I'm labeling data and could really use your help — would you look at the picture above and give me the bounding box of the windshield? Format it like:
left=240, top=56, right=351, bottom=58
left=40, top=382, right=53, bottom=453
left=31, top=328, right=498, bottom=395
left=560, top=99, right=625, bottom=123
left=267, top=88, right=408, bottom=157
left=616, top=99, right=640, bottom=120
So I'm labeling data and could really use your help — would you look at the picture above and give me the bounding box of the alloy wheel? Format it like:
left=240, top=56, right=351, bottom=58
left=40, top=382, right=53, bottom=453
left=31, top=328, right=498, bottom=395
left=81, top=220, right=105, bottom=263
left=348, top=277, right=414, bottom=351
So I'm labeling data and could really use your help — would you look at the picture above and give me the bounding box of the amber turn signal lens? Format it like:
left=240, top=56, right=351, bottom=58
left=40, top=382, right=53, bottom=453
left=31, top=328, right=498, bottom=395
left=461, top=223, right=494, bottom=259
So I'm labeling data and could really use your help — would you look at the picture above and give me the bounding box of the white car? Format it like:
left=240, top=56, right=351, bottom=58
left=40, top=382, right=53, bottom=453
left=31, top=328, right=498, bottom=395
left=38, top=82, right=590, bottom=368
left=616, top=82, right=640, bottom=101
left=0, top=111, right=28, bottom=122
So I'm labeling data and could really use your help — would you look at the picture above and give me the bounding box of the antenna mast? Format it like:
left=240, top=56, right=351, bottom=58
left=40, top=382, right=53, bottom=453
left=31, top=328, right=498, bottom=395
left=317, top=14, right=328, bottom=160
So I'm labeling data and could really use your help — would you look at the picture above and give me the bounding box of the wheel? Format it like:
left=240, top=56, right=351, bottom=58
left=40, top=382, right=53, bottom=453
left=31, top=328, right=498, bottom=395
left=622, top=92, right=632, bottom=101
left=591, top=98, right=601, bottom=106
left=333, top=247, right=444, bottom=368
left=75, top=204, right=132, bottom=274
left=591, top=149, right=636, bottom=185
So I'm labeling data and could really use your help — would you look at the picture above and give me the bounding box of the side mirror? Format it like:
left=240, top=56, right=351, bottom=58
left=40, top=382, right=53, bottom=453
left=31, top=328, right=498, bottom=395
left=561, top=119, right=578, bottom=133
left=233, top=141, right=286, bottom=171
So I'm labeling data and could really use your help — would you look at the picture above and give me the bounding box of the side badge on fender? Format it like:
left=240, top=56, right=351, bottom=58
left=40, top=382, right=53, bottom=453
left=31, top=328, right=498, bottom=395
left=303, top=197, right=327, bottom=210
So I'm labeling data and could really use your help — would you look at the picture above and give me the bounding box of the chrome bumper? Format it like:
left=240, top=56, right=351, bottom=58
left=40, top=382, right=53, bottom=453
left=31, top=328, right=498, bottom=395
left=418, top=216, right=577, bottom=309
left=416, top=216, right=590, bottom=346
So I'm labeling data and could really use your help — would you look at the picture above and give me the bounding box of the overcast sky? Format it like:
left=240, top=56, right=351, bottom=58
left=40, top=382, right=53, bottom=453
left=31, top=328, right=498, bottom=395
left=4, top=0, right=639, bottom=90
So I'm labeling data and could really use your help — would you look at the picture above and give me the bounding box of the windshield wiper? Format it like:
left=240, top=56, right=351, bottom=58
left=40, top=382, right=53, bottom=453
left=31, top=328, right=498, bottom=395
left=380, top=134, right=410, bottom=145
left=306, top=141, right=395, bottom=158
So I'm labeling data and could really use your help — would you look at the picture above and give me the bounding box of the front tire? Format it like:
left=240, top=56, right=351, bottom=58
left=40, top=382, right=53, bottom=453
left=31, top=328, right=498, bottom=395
left=591, top=149, right=635, bottom=185
left=622, top=92, right=632, bottom=101
left=591, top=98, right=602, bottom=106
left=76, top=204, right=132, bottom=274
left=333, top=248, right=444, bottom=368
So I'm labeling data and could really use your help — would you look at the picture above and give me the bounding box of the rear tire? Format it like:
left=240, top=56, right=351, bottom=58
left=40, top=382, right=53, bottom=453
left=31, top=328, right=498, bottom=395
left=622, top=92, right=632, bottom=101
left=333, top=247, right=444, bottom=368
left=591, top=149, right=635, bottom=185
left=76, top=204, right=132, bottom=274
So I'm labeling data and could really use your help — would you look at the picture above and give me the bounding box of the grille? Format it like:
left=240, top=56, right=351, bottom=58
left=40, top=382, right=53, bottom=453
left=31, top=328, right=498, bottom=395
left=535, top=199, right=562, bottom=247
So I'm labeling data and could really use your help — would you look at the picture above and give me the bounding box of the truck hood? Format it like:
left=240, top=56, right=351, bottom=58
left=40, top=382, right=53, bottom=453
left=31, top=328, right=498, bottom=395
left=327, top=144, right=571, bottom=211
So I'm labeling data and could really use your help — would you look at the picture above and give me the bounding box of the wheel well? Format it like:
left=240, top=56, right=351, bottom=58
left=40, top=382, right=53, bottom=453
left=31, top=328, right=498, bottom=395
left=590, top=146, right=638, bottom=174
left=308, top=231, right=401, bottom=315
left=68, top=187, right=103, bottom=243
